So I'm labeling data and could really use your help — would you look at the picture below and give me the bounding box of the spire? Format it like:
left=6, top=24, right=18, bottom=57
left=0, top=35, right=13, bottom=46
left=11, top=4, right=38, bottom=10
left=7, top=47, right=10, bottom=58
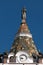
left=10, top=8, right=38, bottom=56
left=17, top=7, right=30, bottom=34
left=21, top=7, right=26, bottom=23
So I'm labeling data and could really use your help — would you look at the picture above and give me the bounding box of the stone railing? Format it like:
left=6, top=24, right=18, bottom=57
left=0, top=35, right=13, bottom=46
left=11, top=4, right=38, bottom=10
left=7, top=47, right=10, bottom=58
left=0, top=63, right=43, bottom=65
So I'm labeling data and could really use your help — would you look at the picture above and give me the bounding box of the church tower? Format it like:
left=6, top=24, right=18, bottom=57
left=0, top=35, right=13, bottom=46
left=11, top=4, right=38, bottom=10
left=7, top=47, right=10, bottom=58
left=10, top=8, right=38, bottom=56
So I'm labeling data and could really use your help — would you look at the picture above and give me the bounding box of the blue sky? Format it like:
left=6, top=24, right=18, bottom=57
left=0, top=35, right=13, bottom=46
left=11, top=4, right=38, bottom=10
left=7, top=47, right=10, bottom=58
left=0, top=0, right=43, bottom=53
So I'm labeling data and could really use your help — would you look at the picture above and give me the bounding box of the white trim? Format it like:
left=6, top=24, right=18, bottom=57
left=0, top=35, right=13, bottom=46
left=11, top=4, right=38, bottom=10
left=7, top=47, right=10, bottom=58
left=16, top=33, right=32, bottom=38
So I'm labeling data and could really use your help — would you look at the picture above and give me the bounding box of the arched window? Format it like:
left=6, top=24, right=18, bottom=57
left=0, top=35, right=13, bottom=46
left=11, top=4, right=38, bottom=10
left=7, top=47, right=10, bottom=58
left=9, top=56, right=14, bottom=62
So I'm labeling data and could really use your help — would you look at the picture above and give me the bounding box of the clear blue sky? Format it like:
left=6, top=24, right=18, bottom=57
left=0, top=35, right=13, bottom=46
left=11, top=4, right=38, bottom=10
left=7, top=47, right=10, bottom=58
left=0, top=0, right=43, bottom=53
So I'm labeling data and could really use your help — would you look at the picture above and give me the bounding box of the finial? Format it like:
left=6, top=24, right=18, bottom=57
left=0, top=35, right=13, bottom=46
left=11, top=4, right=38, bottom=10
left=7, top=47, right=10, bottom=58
left=21, top=7, right=26, bottom=20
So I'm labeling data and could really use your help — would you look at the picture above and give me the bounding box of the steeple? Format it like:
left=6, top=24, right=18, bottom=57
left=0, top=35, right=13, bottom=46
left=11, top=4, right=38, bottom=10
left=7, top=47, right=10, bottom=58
left=21, top=7, right=26, bottom=23
left=10, top=8, right=38, bottom=56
